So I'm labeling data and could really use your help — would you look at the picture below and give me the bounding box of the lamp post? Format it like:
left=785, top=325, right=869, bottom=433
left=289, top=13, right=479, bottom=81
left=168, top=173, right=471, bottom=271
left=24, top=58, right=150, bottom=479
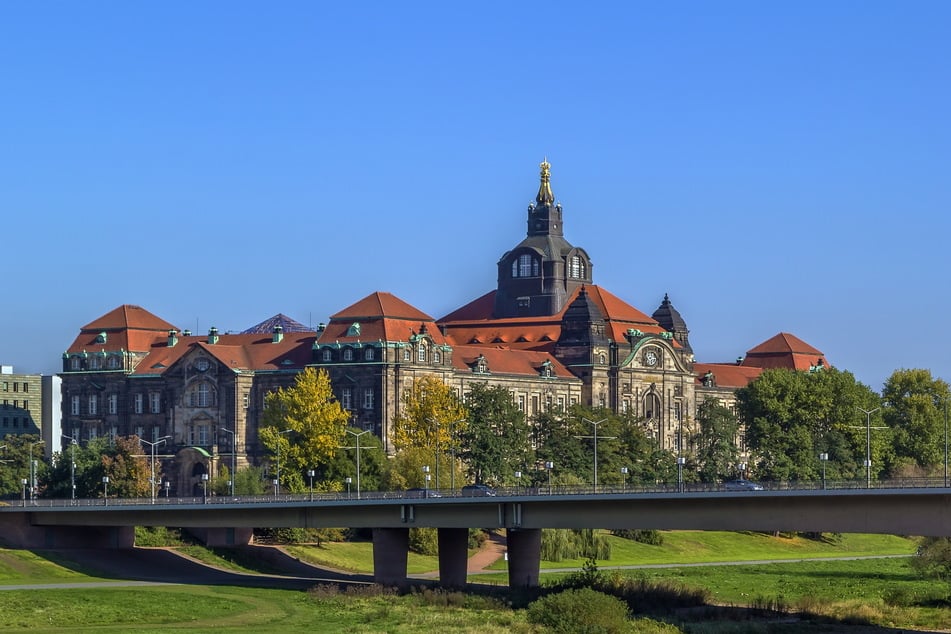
left=139, top=435, right=170, bottom=504
left=427, top=417, right=440, bottom=495
left=275, top=428, right=292, bottom=496
left=738, top=462, right=747, bottom=479
left=514, top=470, right=522, bottom=495
left=575, top=417, right=613, bottom=493
left=28, top=440, right=44, bottom=502
left=854, top=407, right=883, bottom=489
left=621, top=466, right=629, bottom=491
left=62, top=435, right=78, bottom=501
left=164, top=481, right=170, bottom=498
left=677, top=457, right=686, bottom=493
left=307, top=469, right=315, bottom=501
left=342, top=429, right=372, bottom=499
left=423, top=465, right=431, bottom=491
left=220, top=426, right=237, bottom=498
left=201, top=473, right=209, bottom=503
left=819, top=453, right=829, bottom=490
left=345, top=476, right=352, bottom=499
left=545, top=461, right=554, bottom=495
left=21, top=478, right=27, bottom=507
left=272, top=479, right=279, bottom=498
left=102, top=476, right=110, bottom=505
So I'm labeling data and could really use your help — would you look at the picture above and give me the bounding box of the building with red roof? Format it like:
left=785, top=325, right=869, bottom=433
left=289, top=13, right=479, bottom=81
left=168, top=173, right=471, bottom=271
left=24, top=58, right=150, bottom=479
left=58, top=161, right=827, bottom=492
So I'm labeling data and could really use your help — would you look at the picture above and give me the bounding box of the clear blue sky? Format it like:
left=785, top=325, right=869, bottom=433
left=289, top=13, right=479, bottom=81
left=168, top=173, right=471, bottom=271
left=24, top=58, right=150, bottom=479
left=2, top=2, right=948, bottom=394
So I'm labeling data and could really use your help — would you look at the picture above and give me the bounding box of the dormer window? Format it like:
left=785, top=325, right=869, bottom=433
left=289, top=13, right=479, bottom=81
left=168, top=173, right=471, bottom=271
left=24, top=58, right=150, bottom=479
left=569, top=255, right=586, bottom=279
left=95, top=331, right=107, bottom=344
left=539, top=360, right=553, bottom=378
left=70, top=357, right=81, bottom=371
left=322, top=349, right=332, bottom=362
left=107, top=356, right=121, bottom=370
left=473, top=355, right=488, bottom=374
left=343, top=348, right=353, bottom=361
left=417, top=344, right=426, bottom=363
left=512, top=254, right=539, bottom=278
left=433, top=350, right=441, bottom=364
left=403, top=348, right=411, bottom=361
left=347, top=322, right=361, bottom=337
left=364, top=348, right=375, bottom=361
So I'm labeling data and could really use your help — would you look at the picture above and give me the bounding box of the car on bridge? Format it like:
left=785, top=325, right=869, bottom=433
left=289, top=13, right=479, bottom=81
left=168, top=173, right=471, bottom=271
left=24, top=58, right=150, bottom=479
left=403, top=488, right=441, bottom=499
left=461, top=484, right=497, bottom=497
left=723, top=479, right=765, bottom=491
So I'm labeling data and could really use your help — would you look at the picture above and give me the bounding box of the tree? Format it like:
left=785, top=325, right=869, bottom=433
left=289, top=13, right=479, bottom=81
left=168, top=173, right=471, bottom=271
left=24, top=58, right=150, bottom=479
left=260, top=368, right=351, bottom=493
left=881, top=369, right=951, bottom=476
left=737, top=367, right=878, bottom=482
left=101, top=436, right=152, bottom=498
left=694, top=398, right=740, bottom=483
left=0, top=434, right=46, bottom=499
left=392, top=375, right=467, bottom=487
left=458, top=383, right=532, bottom=485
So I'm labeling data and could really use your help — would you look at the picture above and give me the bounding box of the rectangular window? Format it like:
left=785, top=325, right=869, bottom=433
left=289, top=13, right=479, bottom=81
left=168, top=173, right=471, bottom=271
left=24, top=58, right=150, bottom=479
left=198, top=425, right=209, bottom=445
left=88, top=395, right=97, bottom=416
left=135, top=426, right=145, bottom=439
left=72, top=428, right=79, bottom=442
left=517, top=395, right=525, bottom=411
left=187, top=426, right=195, bottom=445
left=243, top=393, right=250, bottom=409
left=2, top=381, right=7, bottom=391
left=134, top=393, right=143, bottom=414
left=88, top=427, right=98, bottom=441
left=71, top=395, right=80, bottom=416
left=13, top=400, right=18, bottom=409
left=363, top=388, right=374, bottom=409
left=150, top=393, right=161, bottom=414
left=108, top=394, right=117, bottom=415
left=557, top=396, right=565, bottom=411
left=341, top=387, right=352, bottom=410
left=152, top=426, right=161, bottom=442
left=109, top=426, right=117, bottom=441
left=12, top=383, right=17, bottom=393
left=531, top=395, right=539, bottom=415
left=622, top=399, right=630, bottom=413
left=22, top=382, right=28, bottom=393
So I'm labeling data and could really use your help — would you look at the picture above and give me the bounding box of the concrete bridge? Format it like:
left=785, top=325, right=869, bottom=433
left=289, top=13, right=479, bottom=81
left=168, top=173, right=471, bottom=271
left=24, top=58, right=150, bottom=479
left=3, top=486, right=950, bottom=588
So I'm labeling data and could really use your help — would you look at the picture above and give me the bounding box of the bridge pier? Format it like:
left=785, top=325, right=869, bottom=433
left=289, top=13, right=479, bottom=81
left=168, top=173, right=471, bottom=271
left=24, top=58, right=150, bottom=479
left=506, top=527, right=541, bottom=588
left=437, top=527, right=469, bottom=588
left=372, top=527, right=410, bottom=587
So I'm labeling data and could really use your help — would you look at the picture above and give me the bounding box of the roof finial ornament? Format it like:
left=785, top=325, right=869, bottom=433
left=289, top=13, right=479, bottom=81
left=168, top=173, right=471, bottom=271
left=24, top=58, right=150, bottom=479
left=536, top=158, right=554, bottom=205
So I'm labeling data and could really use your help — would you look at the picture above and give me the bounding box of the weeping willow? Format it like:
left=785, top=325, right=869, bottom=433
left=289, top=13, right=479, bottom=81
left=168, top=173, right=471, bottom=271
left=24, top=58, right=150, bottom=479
left=540, top=528, right=611, bottom=562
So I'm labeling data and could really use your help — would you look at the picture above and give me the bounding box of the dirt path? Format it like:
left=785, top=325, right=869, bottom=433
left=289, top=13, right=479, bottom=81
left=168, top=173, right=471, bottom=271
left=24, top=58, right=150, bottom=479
left=467, top=531, right=505, bottom=572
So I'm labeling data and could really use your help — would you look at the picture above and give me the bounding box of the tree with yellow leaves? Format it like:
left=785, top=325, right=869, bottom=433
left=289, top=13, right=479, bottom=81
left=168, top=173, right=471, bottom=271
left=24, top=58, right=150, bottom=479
left=393, top=375, right=467, bottom=488
left=260, top=368, right=350, bottom=493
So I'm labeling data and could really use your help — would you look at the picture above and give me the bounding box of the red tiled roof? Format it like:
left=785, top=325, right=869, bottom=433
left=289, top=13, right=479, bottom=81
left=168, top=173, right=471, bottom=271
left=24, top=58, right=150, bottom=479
left=742, top=332, right=827, bottom=371
left=694, top=363, right=764, bottom=389
left=332, top=292, right=434, bottom=322
left=438, top=285, right=670, bottom=349
left=68, top=305, right=180, bottom=354
left=319, top=292, right=449, bottom=346
left=451, top=345, right=578, bottom=379
left=131, top=333, right=317, bottom=376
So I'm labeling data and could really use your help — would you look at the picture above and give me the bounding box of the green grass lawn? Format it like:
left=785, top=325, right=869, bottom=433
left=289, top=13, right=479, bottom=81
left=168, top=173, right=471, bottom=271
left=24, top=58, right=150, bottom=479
left=0, top=549, right=110, bottom=585
left=283, top=542, right=442, bottom=575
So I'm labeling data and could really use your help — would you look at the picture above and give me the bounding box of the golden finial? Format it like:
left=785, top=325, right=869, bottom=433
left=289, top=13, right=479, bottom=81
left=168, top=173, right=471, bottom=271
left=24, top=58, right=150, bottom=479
left=536, top=158, right=554, bottom=205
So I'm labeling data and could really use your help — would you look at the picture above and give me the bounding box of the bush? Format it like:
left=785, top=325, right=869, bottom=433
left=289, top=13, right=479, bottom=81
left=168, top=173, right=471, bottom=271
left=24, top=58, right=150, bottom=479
left=134, top=526, right=184, bottom=547
left=611, top=529, right=664, bottom=546
left=527, top=587, right=630, bottom=634
left=409, top=527, right=439, bottom=556
left=541, top=529, right=611, bottom=562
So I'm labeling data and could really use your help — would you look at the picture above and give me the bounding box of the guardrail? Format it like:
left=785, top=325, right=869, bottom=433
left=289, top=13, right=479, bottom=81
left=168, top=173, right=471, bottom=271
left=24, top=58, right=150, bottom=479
left=2, top=477, right=949, bottom=510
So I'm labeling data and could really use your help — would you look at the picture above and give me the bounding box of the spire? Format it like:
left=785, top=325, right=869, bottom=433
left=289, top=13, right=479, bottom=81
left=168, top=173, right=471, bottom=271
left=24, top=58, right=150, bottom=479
left=651, top=293, right=692, bottom=355
left=536, top=158, right=554, bottom=205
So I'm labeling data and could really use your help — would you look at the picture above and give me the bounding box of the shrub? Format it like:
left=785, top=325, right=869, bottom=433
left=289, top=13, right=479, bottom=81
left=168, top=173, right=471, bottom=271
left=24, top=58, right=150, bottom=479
left=541, top=529, right=611, bottom=562
left=409, top=527, right=439, bottom=556
left=527, top=587, right=630, bottom=634
left=611, top=529, right=664, bottom=546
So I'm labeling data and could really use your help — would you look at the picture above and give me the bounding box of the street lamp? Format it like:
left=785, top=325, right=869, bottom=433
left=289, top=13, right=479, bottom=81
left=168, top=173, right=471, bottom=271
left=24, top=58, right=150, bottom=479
left=677, top=457, right=686, bottom=493
left=201, top=473, right=209, bottom=503
left=307, top=469, right=315, bottom=501
left=342, top=429, right=372, bottom=499
left=738, top=462, right=747, bottom=479
left=514, top=470, right=522, bottom=495
left=102, top=476, right=110, bottom=505
left=220, top=426, right=237, bottom=498
left=21, top=478, right=27, bottom=507
left=620, top=466, right=629, bottom=491
left=275, top=428, right=292, bottom=495
left=139, top=435, right=170, bottom=504
left=819, top=453, right=829, bottom=490
left=345, top=476, right=352, bottom=499
left=62, top=435, right=78, bottom=501
left=272, top=478, right=279, bottom=498
left=422, top=465, right=431, bottom=491
left=545, top=461, right=554, bottom=495
left=854, top=407, right=884, bottom=489
left=28, top=440, right=44, bottom=502
left=164, top=481, right=171, bottom=498
left=575, top=417, right=613, bottom=493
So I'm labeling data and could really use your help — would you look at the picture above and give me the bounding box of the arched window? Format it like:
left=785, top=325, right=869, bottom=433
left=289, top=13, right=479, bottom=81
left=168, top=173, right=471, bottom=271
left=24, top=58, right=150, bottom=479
left=433, top=350, right=441, bottom=364
left=343, top=348, right=353, bottom=361
left=322, top=349, right=332, bottom=362
left=513, top=254, right=539, bottom=277
left=569, top=255, right=586, bottom=279
left=364, top=347, right=375, bottom=361
left=107, top=356, right=121, bottom=370
left=187, top=382, right=216, bottom=408
left=417, top=344, right=426, bottom=363
left=643, top=392, right=661, bottom=421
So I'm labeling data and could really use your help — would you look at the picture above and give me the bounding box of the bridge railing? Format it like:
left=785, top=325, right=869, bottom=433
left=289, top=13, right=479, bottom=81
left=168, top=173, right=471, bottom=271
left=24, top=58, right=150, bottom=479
left=2, top=476, right=949, bottom=510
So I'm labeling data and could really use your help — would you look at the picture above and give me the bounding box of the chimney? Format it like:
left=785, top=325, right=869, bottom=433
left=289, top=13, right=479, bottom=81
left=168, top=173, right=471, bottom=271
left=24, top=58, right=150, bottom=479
left=208, top=327, right=219, bottom=345
left=317, top=322, right=326, bottom=332
left=183, top=329, right=192, bottom=337
left=168, top=330, right=178, bottom=347
left=272, top=325, right=284, bottom=343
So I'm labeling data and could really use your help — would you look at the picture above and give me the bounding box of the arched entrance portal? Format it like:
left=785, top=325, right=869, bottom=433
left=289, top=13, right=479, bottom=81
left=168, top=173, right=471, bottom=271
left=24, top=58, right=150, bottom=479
left=173, top=447, right=213, bottom=497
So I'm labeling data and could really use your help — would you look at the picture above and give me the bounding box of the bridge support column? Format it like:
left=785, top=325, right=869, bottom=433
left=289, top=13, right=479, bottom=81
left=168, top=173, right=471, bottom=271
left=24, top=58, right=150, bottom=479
left=372, top=527, right=409, bottom=587
left=506, top=527, right=541, bottom=588
left=437, top=527, right=469, bottom=588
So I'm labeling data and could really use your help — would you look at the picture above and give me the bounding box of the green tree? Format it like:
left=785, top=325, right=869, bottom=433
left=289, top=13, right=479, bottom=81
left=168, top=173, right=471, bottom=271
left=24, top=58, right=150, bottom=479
left=881, top=369, right=951, bottom=476
left=101, top=436, right=152, bottom=498
left=260, top=368, right=351, bottom=492
left=458, top=383, right=532, bottom=485
left=322, top=427, right=385, bottom=493
left=44, top=437, right=114, bottom=498
left=737, top=367, right=878, bottom=482
left=694, top=398, right=740, bottom=483
left=0, top=434, right=46, bottom=499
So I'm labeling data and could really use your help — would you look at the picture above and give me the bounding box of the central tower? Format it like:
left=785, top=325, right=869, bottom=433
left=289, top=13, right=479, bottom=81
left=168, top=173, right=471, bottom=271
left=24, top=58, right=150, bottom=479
left=493, top=160, right=593, bottom=318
